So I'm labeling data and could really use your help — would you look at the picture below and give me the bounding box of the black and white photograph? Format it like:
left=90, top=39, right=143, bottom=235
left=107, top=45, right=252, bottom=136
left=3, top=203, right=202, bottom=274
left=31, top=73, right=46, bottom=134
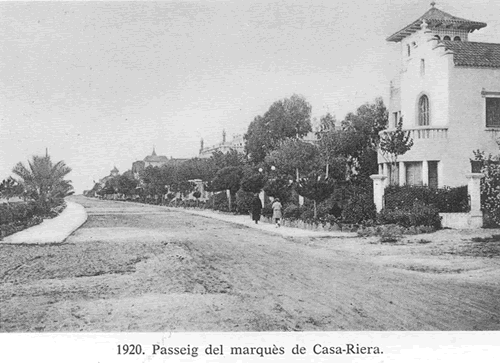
left=1, top=0, right=500, bottom=360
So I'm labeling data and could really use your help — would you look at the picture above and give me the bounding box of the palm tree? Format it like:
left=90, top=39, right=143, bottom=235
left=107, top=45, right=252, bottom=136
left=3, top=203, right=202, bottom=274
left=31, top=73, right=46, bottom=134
left=12, top=155, right=73, bottom=212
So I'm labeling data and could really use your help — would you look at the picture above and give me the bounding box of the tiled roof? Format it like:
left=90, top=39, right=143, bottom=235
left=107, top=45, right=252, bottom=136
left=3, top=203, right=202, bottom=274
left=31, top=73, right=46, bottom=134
left=144, top=154, right=169, bottom=162
left=439, top=41, right=500, bottom=68
left=387, top=7, right=486, bottom=42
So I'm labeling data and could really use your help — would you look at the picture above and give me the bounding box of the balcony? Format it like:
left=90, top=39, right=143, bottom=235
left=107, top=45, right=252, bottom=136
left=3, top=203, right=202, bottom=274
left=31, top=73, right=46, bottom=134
left=380, top=127, right=448, bottom=140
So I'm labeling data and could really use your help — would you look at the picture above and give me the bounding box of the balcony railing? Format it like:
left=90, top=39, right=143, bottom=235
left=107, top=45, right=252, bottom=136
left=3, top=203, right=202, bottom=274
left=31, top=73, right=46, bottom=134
left=380, top=127, right=448, bottom=140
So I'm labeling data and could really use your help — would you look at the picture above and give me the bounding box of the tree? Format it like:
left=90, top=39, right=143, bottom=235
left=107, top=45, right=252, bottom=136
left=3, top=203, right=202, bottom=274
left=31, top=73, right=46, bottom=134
left=240, top=172, right=266, bottom=193
left=264, top=139, right=320, bottom=180
left=319, top=97, right=388, bottom=182
left=244, top=94, right=313, bottom=163
left=379, top=117, right=414, bottom=181
left=12, top=154, right=73, bottom=212
left=116, top=173, right=138, bottom=197
left=211, top=166, right=243, bottom=195
left=178, top=157, right=217, bottom=182
left=211, top=166, right=243, bottom=210
left=263, top=177, right=294, bottom=205
left=210, top=149, right=245, bottom=170
left=296, top=172, right=335, bottom=219
left=317, top=112, right=336, bottom=133
left=140, top=166, right=167, bottom=200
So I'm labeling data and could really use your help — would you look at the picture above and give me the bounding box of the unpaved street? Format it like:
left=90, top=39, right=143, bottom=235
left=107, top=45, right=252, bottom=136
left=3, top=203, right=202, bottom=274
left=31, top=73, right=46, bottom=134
left=1, top=197, right=499, bottom=331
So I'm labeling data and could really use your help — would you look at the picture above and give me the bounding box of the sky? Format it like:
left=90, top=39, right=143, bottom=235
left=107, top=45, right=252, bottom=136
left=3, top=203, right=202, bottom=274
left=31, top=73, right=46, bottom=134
left=1, top=0, right=500, bottom=193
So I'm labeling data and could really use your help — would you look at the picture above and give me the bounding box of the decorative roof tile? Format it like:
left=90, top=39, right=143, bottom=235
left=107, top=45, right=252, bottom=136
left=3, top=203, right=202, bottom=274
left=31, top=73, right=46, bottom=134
left=387, top=7, right=486, bottom=42
left=439, top=40, right=500, bottom=68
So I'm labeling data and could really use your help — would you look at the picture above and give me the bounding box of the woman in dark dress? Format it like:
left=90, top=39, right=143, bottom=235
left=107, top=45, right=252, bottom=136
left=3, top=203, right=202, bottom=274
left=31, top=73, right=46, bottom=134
left=251, top=193, right=262, bottom=224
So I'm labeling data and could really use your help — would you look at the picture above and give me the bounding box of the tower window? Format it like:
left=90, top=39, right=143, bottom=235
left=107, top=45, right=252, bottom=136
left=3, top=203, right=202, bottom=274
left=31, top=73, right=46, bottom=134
left=443, top=35, right=451, bottom=40
left=407, top=44, right=411, bottom=57
left=418, top=95, right=430, bottom=126
left=454, top=36, right=461, bottom=41
left=420, top=59, right=425, bottom=77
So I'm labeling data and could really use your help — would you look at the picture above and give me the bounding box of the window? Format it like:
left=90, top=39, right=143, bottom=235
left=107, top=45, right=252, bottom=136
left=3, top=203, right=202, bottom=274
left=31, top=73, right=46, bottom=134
left=454, top=36, right=461, bottom=41
left=420, top=59, right=425, bottom=76
left=418, top=95, right=430, bottom=126
left=486, top=98, right=500, bottom=127
left=407, top=44, right=411, bottom=57
left=393, top=112, right=399, bottom=128
left=434, top=35, right=441, bottom=40
left=443, top=35, right=451, bottom=40
left=406, top=162, right=423, bottom=186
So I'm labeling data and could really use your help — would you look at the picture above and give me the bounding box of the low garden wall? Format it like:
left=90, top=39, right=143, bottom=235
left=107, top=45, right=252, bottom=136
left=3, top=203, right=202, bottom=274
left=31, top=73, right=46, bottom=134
left=258, top=215, right=357, bottom=232
left=439, top=212, right=483, bottom=229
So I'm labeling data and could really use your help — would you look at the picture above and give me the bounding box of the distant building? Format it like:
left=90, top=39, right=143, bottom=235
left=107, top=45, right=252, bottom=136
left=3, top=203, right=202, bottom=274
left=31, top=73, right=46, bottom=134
left=199, top=130, right=245, bottom=158
left=132, top=148, right=189, bottom=179
left=99, top=166, right=119, bottom=186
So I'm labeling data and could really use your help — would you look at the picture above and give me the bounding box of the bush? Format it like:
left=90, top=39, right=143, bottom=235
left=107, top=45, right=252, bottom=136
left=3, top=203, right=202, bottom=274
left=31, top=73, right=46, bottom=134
left=378, top=202, right=441, bottom=228
left=0, top=201, right=50, bottom=238
left=235, top=190, right=255, bottom=214
left=384, top=185, right=469, bottom=213
left=341, top=192, right=376, bottom=225
left=205, top=192, right=230, bottom=212
left=283, top=204, right=301, bottom=219
left=300, top=207, right=315, bottom=222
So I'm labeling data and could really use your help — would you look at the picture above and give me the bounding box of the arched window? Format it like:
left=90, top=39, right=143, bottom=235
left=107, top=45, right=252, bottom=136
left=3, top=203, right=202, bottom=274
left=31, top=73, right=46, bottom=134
left=443, top=35, right=451, bottom=40
left=454, top=36, right=461, bottom=41
left=434, top=35, right=441, bottom=40
left=418, top=95, right=430, bottom=126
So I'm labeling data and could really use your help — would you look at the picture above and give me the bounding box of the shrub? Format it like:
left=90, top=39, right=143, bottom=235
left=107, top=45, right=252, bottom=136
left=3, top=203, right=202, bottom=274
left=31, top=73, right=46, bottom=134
left=0, top=201, right=50, bottom=238
left=205, top=192, right=230, bottom=212
left=341, top=192, right=376, bottom=225
left=235, top=190, right=255, bottom=214
left=384, top=185, right=469, bottom=213
left=378, top=202, right=441, bottom=228
left=283, top=204, right=301, bottom=219
left=300, top=207, right=315, bottom=222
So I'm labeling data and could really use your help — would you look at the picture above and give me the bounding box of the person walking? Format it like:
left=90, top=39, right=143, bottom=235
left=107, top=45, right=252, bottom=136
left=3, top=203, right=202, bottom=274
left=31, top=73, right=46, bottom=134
left=251, top=193, right=262, bottom=224
left=272, top=198, right=283, bottom=227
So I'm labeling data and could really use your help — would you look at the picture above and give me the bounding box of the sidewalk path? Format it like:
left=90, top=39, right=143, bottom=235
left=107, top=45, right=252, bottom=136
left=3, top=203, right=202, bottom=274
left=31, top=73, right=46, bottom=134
left=170, top=207, right=357, bottom=238
left=1, top=201, right=87, bottom=244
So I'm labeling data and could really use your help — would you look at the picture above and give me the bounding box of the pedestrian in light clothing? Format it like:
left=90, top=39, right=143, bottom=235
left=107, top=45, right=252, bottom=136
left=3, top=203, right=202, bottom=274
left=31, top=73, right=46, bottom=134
left=251, top=193, right=262, bottom=224
left=272, top=198, right=282, bottom=227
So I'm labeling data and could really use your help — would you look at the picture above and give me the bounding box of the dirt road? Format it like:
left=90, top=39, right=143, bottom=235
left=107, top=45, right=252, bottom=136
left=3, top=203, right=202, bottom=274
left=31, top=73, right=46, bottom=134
left=1, top=197, right=499, bottom=331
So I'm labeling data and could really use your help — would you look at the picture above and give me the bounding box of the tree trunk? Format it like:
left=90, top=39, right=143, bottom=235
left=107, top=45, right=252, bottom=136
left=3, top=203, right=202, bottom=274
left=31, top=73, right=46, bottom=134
left=313, top=200, right=317, bottom=219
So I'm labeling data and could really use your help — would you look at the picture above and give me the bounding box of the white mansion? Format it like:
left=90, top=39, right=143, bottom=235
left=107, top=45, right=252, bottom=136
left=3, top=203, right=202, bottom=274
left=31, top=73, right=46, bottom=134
left=379, top=3, right=500, bottom=188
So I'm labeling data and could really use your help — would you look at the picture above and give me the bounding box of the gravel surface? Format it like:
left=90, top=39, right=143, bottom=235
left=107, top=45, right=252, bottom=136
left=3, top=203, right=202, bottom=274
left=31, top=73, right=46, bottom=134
left=1, top=196, right=499, bottom=332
